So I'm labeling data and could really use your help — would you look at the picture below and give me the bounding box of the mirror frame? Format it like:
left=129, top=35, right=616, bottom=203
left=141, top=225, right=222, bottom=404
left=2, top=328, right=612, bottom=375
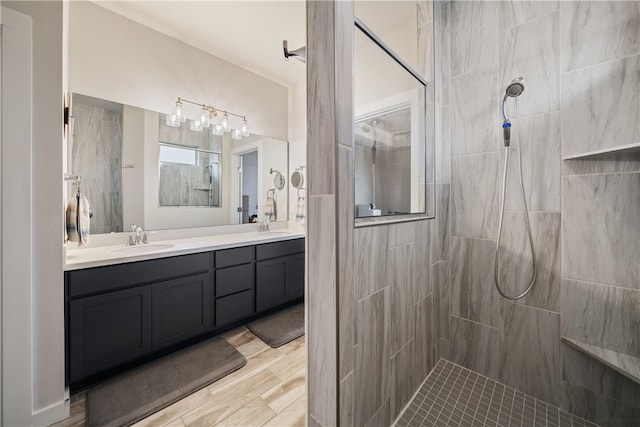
left=353, top=17, right=435, bottom=225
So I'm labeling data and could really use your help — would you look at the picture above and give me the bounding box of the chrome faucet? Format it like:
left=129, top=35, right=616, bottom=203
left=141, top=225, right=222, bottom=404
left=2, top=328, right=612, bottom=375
left=257, top=218, right=271, bottom=233
left=128, top=224, right=149, bottom=245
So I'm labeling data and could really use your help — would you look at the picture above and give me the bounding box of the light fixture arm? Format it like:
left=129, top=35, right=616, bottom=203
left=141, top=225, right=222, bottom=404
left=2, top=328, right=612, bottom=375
left=176, top=97, right=246, bottom=121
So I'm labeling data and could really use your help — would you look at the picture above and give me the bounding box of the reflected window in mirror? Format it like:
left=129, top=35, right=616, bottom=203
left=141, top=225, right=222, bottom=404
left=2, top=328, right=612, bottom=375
left=158, top=113, right=223, bottom=208
left=353, top=18, right=435, bottom=222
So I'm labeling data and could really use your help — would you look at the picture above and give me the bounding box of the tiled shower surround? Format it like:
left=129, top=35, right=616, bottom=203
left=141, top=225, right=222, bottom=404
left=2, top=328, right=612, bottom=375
left=306, top=1, right=640, bottom=427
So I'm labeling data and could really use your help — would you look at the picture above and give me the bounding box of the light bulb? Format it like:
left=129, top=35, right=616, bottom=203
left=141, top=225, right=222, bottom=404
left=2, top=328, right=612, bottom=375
left=231, top=129, right=242, bottom=140
left=166, top=113, right=180, bottom=127
left=241, top=118, right=250, bottom=137
left=199, top=107, right=210, bottom=128
left=190, top=119, right=203, bottom=132
left=222, top=113, right=230, bottom=133
left=173, top=100, right=186, bottom=123
left=212, top=124, right=223, bottom=136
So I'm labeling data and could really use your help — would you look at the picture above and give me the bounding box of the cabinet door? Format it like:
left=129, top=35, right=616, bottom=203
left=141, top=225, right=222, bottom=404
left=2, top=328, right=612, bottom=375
left=287, top=253, right=305, bottom=300
left=256, top=258, right=288, bottom=312
left=69, top=286, right=151, bottom=383
left=151, top=273, right=212, bottom=351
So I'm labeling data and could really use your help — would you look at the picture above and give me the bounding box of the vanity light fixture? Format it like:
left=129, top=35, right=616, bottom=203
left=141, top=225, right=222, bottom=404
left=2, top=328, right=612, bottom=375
left=166, top=97, right=250, bottom=139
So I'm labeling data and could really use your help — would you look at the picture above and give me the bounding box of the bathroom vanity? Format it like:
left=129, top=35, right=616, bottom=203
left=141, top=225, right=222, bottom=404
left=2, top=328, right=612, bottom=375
left=64, top=231, right=304, bottom=390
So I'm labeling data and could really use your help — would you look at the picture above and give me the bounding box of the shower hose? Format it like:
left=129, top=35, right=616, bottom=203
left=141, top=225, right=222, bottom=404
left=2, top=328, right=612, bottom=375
left=494, top=101, right=537, bottom=300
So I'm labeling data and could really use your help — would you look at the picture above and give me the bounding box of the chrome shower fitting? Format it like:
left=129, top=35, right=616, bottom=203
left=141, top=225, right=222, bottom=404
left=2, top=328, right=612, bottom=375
left=502, top=77, right=525, bottom=147
left=283, top=40, right=306, bottom=63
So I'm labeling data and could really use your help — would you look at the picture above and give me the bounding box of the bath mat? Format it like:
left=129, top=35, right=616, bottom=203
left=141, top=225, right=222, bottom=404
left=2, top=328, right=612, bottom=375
left=247, top=303, right=305, bottom=348
left=86, top=337, right=246, bottom=427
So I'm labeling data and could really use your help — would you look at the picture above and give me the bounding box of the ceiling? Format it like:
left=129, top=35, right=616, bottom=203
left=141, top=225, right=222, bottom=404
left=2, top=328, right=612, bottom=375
left=93, top=1, right=417, bottom=89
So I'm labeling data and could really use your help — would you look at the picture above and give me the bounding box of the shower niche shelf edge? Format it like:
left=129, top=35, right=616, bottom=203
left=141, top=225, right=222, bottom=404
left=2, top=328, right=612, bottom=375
left=562, top=142, right=640, bottom=160
left=561, top=337, right=640, bottom=385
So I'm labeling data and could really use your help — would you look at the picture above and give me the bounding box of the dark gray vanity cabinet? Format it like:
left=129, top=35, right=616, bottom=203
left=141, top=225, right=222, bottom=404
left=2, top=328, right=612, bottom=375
left=65, top=238, right=304, bottom=389
left=66, top=252, right=211, bottom=385
left=214, top=246, right=255, bottom=327
left=151, top=273, right=211, bottom=351
left=68, top=285, right=152, bottom=383
left=256, top=239, right=305, bottom=312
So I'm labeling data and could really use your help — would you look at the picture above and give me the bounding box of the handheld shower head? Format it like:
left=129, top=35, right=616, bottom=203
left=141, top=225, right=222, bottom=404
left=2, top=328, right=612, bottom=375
left=505, top=77, right=525, bottom=98
left=501, top=77, right=525, bottom=146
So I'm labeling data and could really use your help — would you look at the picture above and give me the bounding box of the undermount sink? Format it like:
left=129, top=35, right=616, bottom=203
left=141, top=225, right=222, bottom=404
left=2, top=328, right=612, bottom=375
left=108, top=243, right=175, bottom=255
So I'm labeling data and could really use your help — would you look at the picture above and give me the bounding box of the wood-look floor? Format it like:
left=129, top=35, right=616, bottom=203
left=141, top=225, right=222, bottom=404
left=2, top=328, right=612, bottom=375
left=52, top=327, right=306, bottom=427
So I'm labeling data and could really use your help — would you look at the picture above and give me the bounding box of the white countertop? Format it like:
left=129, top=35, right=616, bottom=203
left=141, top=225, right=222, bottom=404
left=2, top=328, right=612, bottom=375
left=65, top=228, right=305, bottom=271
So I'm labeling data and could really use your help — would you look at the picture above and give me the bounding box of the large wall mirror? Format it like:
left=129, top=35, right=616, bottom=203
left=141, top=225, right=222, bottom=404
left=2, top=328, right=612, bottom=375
left=354, top=3, right=435, bottom=222
left=66, top=1, right=304, bottom=234
left=68, top=93, right=288, bottom=234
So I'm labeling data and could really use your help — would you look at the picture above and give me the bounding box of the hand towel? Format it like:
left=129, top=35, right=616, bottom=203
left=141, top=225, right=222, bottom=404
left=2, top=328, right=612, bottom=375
left=295, top=194, right=305, bottom=223
left=264, top=190, right=276, bottom=221
left=66, top=192, right=91, bottom=246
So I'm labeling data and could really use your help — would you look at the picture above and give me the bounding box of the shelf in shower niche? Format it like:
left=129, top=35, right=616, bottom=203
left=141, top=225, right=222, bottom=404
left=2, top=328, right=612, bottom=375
left=562, top=142, right=640, bottom=160
left=561, top=337, right=640, bottom=385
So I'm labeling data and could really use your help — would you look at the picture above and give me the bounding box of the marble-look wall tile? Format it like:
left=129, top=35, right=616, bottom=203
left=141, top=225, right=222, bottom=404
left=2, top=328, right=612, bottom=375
left=562, top=173, right=640, bottom=289
left=503, top=112, right=561, bottom=212
left=415, top=295, right=435, bottom=383
left=391, top=339, right=418, bottom=420
left=389, top=244, right=416, bottom=354
left=499, top=0, right=558, bottom=31
left=307, top=195, right=337, bottom=426
left=355, top=289, right=390, bottom=427
left=354, top=226, right=390, bottom=299
left=450, top=0, right=497, bottom=77
left=432, top=261, right=450, bottom=340
left=563, top=152, right=640, bottom=176
left=500, top=12, right=559, bottom=117
left=450, top=315, right=499, bottom=379
left=72, top=103, right=123, bottom=234
left=339, top=372, right=354, bottom=427
left=451, top=66, right=500, bottom=156
left=418, top=22, right=435, bottom=83
left=497, top=212, right=561, bottom=312
left=438, top=338, right=450, bottom=361
left=435, top=105, right=450, bottom=184
left=388, top=221, right=416, bottom=248
left=450, top=237, right=500, bottom=328
left=307, top=0, right=336, bottom=196
left=451, top=152, right=500, bottom=239
left=364, top=399, right=390, bottom=427
left=338, top=146, right=354, bottom=379
left=560, top=1, right=640, bottom=73
left=435, top=0, right=450, bottom=105
left=562, top=279, right=640, bottom=357
left=414, top=219, right=432, bottom=301
left=436, top=184, right=450, bottom=261
left=563, top=345, right=640, bottom=407
left=561, top=54, right=640, bottom=158
left=498, top=302, right=561, bottom=405
left=561, top=381, right=640, bottom=427
left=418, top=0, right=434, bottom=27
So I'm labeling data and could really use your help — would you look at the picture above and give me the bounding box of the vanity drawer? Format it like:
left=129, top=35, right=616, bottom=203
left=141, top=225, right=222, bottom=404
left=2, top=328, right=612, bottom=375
left=256, top=238, right=304, bottom=261
left=67, top=252, right=211, bottom=298
left=215, top=264, right=253, bottom=298
left=215, top=246, right=254, bottom=268
left=215, top=290, right=254, bottom=327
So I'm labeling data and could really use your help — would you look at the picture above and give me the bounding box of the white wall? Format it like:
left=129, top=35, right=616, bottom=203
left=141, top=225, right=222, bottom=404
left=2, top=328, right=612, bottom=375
left=2, top=1, right=67, bottom=425
left=287, top=80, right=307, bottom=222
left=68, top=1, right=288, bottom=141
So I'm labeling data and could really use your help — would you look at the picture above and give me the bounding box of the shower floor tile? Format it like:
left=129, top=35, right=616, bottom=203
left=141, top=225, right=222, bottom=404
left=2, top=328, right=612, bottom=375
left=395, top=359, right=599, bottom=427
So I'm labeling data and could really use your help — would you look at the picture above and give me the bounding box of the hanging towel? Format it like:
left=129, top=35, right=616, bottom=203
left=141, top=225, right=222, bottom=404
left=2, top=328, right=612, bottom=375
left=66, top=192, right=91, bottom=247
left=264, top=189, right=277, bottom=221
left=295, top=189, right=305, bottom=223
